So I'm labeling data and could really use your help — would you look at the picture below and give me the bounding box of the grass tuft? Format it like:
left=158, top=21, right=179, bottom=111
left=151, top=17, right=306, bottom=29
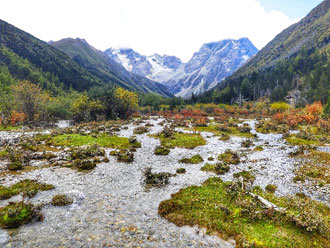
left=179, top=155, right=203, bottom=164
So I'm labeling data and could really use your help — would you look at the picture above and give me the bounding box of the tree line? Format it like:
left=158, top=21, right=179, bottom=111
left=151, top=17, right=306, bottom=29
left=194, top=46, right=330, bottom=106
left=0, top=80, right=139, bottom=126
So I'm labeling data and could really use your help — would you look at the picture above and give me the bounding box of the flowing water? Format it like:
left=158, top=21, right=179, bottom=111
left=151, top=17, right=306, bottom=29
left=0, top=118, right=329, bottom=247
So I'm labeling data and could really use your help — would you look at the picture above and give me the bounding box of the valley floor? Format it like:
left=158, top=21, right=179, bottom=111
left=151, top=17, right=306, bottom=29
left=0, top=116, right=329, bottom=247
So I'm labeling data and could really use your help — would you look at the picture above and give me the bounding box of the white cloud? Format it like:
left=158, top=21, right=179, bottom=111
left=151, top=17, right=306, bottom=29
left=0, top=0, right=298, bottom=62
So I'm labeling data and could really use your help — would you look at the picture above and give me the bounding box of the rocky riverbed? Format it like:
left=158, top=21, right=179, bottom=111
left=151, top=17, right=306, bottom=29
left=0, top=117, right=329, bottom=247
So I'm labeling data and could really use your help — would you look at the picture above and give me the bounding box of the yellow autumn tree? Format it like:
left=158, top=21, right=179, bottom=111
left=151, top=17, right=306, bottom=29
left=11, top=80, right=49, bottom=123
left=71, top=93, right=104, bottom=122
left=114, top=88, right=139, bottom=119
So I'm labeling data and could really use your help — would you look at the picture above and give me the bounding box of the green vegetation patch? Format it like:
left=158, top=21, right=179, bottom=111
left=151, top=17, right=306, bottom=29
left=179, top=154, right=203, bottom=164
left=159, top=177, right=330, bottom=247
left=45, top=133, right=138, bottom=150
left=295, top=150, right=330, bottom=184
left=254, top=145, right=264, bottom=151
left=0, top=125, right=22, bottom=131
left=154, top=146, right=170, bottom=155
left=256, top=120, right=289, bottom=134
left=286, top=135, right=321, bottom=146
left=144, top=167, right=172, bottom=187
left=233, top=170, right=256, bottom=185
left=218, top=150, right=240, bottom=164
left=176, top=168, right=186, bottom=174
left=8, top=162, right=23, bottom=171
left=265, top=184, right=278, bottom=193
left=116, top=150, right=134, bottom=163
left=72, top=159, right=96, bottom=170
left=0, top=149, right=8, bottom=159
left=192, top=124, right=255, bottom=138
left=52, top=194, right=73, bottom=206
left=0, top=202, right=38, bottom=228
left=133, top=126, right=149, bottom=134
left=0, top=179, right=54, bottom=200
left=153, top=132, right=206, bottom=149
left=201, top=162, right=230, bottom=175
left=241, top=139, right=254, bottom=148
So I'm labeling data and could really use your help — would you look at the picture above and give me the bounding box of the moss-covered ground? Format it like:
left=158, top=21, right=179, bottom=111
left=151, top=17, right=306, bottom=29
left=218, top=150, right=240, bottom=164
left=201, top=162, right=230, bottom=175
left=0, top=179, right=54, bottom=200
left=295, top=150, right=330, bottom=184
left=159, top=177, right=330, bottom=248
left=0, top=125, right=22, bottom=131
left=153, top=132, right=206, bottom=149
left=192, top=124, right=256, bottom=139
left=41, top=133, right=139, bottom=150
left=286, top=135, right=321, bottom=146
left=179, top=155, right=203, bottom=164
left=0, top=202, right=37, bottom=228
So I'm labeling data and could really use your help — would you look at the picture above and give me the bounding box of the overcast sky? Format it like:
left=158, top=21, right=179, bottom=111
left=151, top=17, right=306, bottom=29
left=0, top=0, right=323, bottom=62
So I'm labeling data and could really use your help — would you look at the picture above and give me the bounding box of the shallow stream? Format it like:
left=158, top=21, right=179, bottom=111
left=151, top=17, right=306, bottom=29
left=0, top=118, right=328, bottom=247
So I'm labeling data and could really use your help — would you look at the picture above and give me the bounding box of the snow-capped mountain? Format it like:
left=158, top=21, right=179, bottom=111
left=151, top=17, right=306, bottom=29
left=169, top=38, right=258, bottom=98
left=104, top=48, right=183, bottom=83
left=104, top=38, right=258, bottom=98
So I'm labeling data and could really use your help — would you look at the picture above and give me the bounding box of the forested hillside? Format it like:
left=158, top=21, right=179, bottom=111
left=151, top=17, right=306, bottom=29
left=0, top=19, right=171, bottom=97
left=0, top=19, right=102, bottom=92
left=51, top=38, right=172, bottom=97
left=198, top=0, right=330, bottom=105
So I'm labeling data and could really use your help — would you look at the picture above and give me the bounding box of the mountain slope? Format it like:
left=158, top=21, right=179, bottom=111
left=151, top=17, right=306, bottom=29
left=105, top=38, right=258, bottom=98
left=0, top=19, right=171, bottom=96
left=168, top=38, right=258, bottom=98
left=52, top=39, right=172, bottom=97
left=206, top=0, right=330, bottom=105
left=105, top=48, right=183, bottom=83
left=235, top=0, right=330, bottom=77
left=0, top=19, right=102, bottom=91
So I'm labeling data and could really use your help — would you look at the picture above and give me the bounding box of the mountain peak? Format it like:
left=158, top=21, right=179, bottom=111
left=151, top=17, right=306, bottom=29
left=49, top=38, right=171, bottom=97
left=104, top=37, right=258, bottom=98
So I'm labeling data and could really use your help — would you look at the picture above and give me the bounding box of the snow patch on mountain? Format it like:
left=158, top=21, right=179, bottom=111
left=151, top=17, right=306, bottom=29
left=104, top=38, right=258, bottom=98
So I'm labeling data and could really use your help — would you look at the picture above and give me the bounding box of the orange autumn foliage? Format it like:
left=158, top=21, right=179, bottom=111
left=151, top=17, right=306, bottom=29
left=10, top=111, right=27, bottom=125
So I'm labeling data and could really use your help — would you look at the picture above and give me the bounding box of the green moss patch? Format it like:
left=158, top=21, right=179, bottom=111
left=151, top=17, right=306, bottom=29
left=241, top=139, right=254, bottom=148
left=70, top=145, right=105, bottom=160
left=286, top=135, right=320, bottom=146
left=44, top=133, right=139, bottom=150
left=192, top=124, right=255, bottom=139
left=179, top=155, right=203, bottom=164
left=0, top=179, right=54, bottom=200
left=153, top=132, right=206, bottom=149
left=154, top=146, right=170, bottom=155
left=8, top=162, right=23, bottom=171
left=265, top=184, right=278, bottom=193
left=254, top=146, right=264, bottom=151
left=159, top=177, right=330, bottom=247
left=218, top=150, right=240, bottom=164
left=294, top=150, right=330, bottom=184
left=0, top=202, right=38, bottom=228
left=233, top=170, right=256, bottom=185
left=256, top=120, right=289, bottom=134
left=144, top=167, right=172, bottom=187
left=116, top=150, right=134, bottom=163
left=201, top=162, right=230, bottom=175
left=0, top=125, right=22, bottom=131
left=0, top=149, right=8, bottom=159
left=52, top=194, right=73, bottom=206
left=133, top=126, right=149, bottom=134
left=72, top=159, right=96, bottom=170
left=176, top=168, right=186, bottom=174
